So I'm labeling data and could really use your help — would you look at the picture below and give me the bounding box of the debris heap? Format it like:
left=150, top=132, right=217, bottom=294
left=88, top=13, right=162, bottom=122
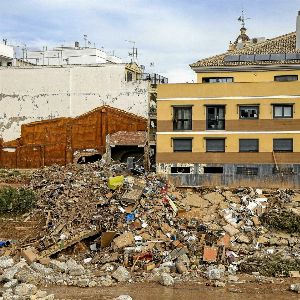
left=2, top=162, right=300, bottom=291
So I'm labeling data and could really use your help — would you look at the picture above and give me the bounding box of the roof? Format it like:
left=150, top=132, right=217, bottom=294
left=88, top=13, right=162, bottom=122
left=191, top=32, right=300, bottom=68
left=74, top=105, right=147, bottom=122
left=109, top=131, right=147, bottom=146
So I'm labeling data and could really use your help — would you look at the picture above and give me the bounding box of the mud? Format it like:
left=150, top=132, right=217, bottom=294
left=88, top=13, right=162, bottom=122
left=44, top=280, right=300, bottom=300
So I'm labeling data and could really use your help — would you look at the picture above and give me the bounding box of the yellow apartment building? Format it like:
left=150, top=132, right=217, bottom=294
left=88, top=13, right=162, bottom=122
left=156, top=12, right=300, bottom=187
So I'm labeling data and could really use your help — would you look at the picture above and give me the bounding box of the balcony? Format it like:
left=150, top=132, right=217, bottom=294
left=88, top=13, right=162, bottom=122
left=207, top=119, right=225, bottom=130
left=142, top=73, right=168, bottom=85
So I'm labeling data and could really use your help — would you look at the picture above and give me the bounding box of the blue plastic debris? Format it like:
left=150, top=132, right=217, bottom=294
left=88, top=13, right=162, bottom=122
left=126, top=213, right=135, bottom=222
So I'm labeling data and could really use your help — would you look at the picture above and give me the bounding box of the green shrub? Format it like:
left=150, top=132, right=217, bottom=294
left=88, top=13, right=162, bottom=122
left=260, top=209, right=300, bottom=233
left=0, top=187, right=36, bottom=215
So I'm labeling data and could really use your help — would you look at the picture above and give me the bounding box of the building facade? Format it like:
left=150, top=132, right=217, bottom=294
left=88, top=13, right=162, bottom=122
left=156, top=12, right=300, bottom=188
left=0, top=63, right=149, bottom=141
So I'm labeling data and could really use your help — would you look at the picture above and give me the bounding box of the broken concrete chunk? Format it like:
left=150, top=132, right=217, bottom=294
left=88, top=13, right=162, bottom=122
left=0, top=256, right=14, bottom=269
left=14, top=283, right=38, bottom=297
left=112, top=266, right=131, bottom=282
left=203, top=192, right=225, bottom=205
left=182, top=193, right=209, bottom=208
left=122, top=186, right=145, bottom=203
left=21, top=248, right=38, bottom=264
left=290, top=283, right=300, bottom=293
left=112, top=232, right=134, bottom=250
left=237, top=234, right=250, bottom=244
left=66, top=259, right=85, bottom=276
left=159, top=273, right=174, bottom=286
left=223, top=224, right=239, bottom=237
left=175, top=261, right=188, bottom=274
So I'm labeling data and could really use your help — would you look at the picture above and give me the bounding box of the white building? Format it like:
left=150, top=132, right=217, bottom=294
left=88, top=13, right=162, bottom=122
left=25, top=42, right=122, bottom=66
left=0, top=42, right=14, bottom=66
left=0, top=63, right=149, bottom=142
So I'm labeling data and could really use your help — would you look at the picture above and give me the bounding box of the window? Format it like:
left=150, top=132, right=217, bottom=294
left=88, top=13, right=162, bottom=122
left=273, top=139, right=293, bottom=152
left=236, top=167, right=259, bottom=175
left=273, top=105, right=293, bottom=118
left=206, top=106, right=225, bottom=130
left=239, top=139, right=259, bottom=152
left=202, top=77, right=234, bottom=83
left=273, top=167, right=295, bottom=175
left=173, top=106, right=192, bottom=130
left=173, top=138, right=192, bottom=152
left=206, top=139, right=225, bottom=152
left=171, top=167, right=191, bottom=173
left=204, top=167, right=223, bottom=174
left=239, top=106, right=259, bottom=119
left=127, top=71, right=133, bottom=82
left=6, top=62, right=12, bottom=66
left=274, top=75, right=298, bottom=82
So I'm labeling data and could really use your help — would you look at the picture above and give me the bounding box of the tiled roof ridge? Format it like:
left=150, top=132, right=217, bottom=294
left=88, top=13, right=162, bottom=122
left=190, top=31, right=297, bottom=68
left=235, top=31, right=295, bottom=53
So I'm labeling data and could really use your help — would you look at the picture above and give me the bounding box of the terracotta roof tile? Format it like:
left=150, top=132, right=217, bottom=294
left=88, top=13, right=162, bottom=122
left=191, top=32, right=300, bottom=68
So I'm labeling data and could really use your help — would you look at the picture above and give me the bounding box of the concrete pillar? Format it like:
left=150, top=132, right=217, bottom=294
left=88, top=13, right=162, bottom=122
left=296, top=11, right=300, bottom=49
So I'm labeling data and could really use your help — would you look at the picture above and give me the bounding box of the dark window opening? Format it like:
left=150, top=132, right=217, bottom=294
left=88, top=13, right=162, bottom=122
left=239, top=139, right=259, bottom=152
left=274, top=75, right=298, bottom=82
left=173, top=138, right=192, bottom=152
left=202, top=77, right=234, bottom=83
left=273, top=138, right=293, bottom=152
left=173, top=106, right=192, bottom=130
left=6, top=62, right=12, bottom=66
left=273, top=105, right=293, bottom=118
left=206, top=106, right=225, bottom=130
left=206, top=139, right=225, bottom=152
left=239, top=106, right=259, bottom=119
left=171, top=167, right=191, bottom=173
left=236, top=167, right=259, bottom=175
left=204, top=167, right=223, bottom=174
left=127, top=71, right=133, bottom=82
left=273, top=167, right=295, bottom=175
left=77, top=154, right=102, bottom=164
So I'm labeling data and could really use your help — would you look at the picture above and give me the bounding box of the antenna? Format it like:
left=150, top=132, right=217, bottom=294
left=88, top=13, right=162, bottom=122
left=238, top=10, right=250, bottom=28
left=83, top=34, right=88, bottom=48
left=125, top=40, right=138, bottom=63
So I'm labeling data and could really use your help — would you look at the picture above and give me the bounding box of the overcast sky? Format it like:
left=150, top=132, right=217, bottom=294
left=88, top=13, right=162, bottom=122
left=1, top=0, right=300, bottom=82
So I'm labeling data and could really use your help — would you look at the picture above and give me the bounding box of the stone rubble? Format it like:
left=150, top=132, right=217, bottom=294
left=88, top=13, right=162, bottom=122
left=1, top=162, right=300, bottom=295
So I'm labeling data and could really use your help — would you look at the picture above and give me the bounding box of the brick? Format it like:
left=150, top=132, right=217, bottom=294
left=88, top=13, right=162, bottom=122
left=217, top=234, right=231, bottom=247
left=203, top=246, right=218, bottom=262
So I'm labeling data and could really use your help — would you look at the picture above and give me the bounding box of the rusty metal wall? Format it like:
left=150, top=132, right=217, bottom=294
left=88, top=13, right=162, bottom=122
left=0, top=106, right=147, bottom=169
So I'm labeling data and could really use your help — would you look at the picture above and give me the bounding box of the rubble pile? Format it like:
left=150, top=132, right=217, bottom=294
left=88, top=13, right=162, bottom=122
left=0, top=255, right=55, bottom=300
left=2, top=162, right=300, bottom=292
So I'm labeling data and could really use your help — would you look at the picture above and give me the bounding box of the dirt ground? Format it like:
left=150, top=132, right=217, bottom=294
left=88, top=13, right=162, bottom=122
left=43, top=279, right=300, bottom=300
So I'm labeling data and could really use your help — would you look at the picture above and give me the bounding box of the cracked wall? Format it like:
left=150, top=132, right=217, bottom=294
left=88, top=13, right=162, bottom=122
left=0, top=64, right=148, bottom=141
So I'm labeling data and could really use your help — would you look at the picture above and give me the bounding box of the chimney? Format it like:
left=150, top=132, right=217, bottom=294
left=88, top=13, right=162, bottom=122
left=75, top=41, right=80, bottom=48
left=297, top=11, right=300, bottom=49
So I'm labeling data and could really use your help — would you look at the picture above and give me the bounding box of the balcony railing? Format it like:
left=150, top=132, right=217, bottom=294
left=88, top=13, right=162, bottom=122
left=207, top=119, right=225, bottom=130
left=142, top=73, right=168, bottom=85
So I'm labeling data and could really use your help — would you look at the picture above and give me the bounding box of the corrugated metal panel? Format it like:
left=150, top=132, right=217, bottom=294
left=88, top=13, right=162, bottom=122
left=0, top=105, right=147, bottom=169
left=16, top=145, right=42, bottom=169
